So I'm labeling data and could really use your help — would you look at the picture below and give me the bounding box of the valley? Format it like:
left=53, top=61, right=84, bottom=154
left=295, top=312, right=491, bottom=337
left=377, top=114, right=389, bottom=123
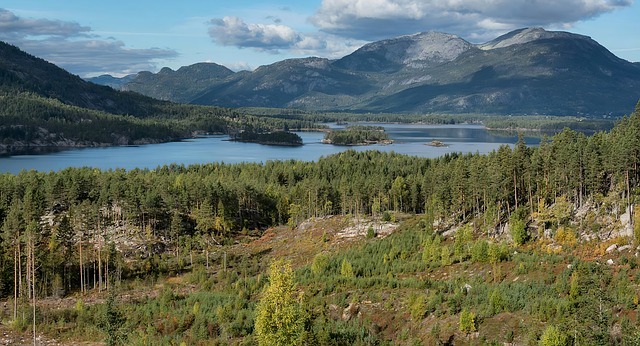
left=1, top=108, right=640, bottom=344
left=1, top=21, right=640, bottom=345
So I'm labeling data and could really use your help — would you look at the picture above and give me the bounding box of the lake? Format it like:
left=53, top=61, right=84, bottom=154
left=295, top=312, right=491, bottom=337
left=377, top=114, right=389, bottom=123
left=0, top=124, right=539, bottom=174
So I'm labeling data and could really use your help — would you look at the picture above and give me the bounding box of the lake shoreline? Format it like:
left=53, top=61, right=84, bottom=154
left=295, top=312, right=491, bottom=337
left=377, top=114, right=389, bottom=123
left=0, top=124, right=540, bottom=174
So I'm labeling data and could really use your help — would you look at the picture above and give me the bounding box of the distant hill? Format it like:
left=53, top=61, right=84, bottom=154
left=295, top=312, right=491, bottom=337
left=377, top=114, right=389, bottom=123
left=190, top=57, right=373, bottom=109
left=122, top=63, right=235, bottom=103
left=86, top=74, right=136, bottom=89
left=93, top=28, right=640, bottom=116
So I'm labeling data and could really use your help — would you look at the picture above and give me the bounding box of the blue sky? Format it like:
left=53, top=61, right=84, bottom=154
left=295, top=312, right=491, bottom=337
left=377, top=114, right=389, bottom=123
left=1, top=0, right=638, bottom=77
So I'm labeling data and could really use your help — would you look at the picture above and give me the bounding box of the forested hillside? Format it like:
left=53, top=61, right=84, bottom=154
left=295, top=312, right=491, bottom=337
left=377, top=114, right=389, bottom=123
left=0, top=42, right=317, bottom=154
left=0, top=91, right=313, bottom=154
left=0, top=102, right=639, bottom=344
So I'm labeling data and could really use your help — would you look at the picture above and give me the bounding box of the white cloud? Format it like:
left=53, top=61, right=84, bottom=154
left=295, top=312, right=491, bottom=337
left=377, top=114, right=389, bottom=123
left=207, top=16, right=366, bottom=59
left=293, top=34, right=365, bottom=59
left=209, top=16, right=302, bottom=51
left=0, top=8, right=90, bottom=39
left=0, top=8, right=178, bottom=77
left=310, top=0, right=633, bottom=41
left=224, top=61, right=254, bottom=72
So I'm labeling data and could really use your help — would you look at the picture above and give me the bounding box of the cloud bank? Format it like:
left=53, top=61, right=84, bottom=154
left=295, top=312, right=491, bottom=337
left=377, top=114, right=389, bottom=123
left=310, top=0, right=633, bottom=41
left=208, top=15, right=365, bottom=58
left=0, top=8, right=178, bottom=76
left=207, top=0, right=631, bottom=60
left=0, top=8, right=90, bottom=38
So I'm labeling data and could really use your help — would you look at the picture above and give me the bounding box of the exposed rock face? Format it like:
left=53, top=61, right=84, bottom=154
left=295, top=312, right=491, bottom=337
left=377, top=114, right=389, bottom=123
left=333, top=31, right=474, bottom=71
left=342, top=303, right=360, bottom=321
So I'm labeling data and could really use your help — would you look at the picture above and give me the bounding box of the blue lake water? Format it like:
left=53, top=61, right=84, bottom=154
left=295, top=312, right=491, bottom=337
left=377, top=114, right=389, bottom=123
left=0, top=124, right=538, bottom=174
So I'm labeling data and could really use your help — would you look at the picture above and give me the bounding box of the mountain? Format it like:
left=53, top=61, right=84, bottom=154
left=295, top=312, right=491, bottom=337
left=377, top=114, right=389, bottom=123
left=191, top=57, right=373, bottom=109
left=0, top=41, right=169, bottom=117
left=333, top=31, right=474, bottom=72
left=368, top=29, right=640, bottom=114
left=0, top=41, right=238, bottom=153
left=91, top=28, right=640, bottom=116
left=122, top=62, right=235, bottom=103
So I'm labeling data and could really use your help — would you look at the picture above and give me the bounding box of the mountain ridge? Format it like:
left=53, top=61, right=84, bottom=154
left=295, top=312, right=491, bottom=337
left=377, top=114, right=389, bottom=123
left=0, top=41, right=174, bottom=117
left=91, top=28, right=640, bottom=115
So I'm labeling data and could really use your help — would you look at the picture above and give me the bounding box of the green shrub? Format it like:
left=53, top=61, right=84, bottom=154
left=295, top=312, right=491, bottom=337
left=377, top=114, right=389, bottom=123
left=458, top=308, right=476, bottom=334
left=538, top=325, right=567, bottom=346
left=340, top=259, right=355, bottom=278
left=510, top=217, right=528, bottom=246
left=366, top=226, right=376, bottom=238
left=471, top=239, right=489, bottom=263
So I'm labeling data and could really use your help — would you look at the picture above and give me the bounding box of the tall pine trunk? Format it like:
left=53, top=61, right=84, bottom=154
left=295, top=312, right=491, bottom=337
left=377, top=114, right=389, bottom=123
left=13, top=248, right=17, bottom=320
left=31, top=235, right=36, bottom=346
left=79, top=238, right=84, bottom=295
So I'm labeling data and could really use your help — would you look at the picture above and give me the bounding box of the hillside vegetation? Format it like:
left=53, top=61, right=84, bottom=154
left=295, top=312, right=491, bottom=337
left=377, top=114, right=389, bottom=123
left=0, top=102, right=639, bottom=345
left=0, top=42, right=318, bottom=155
left=323, top=125, right=392, bottom=145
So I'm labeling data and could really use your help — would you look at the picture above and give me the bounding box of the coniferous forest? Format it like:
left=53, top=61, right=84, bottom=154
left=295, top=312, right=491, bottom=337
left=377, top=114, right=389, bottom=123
left=0, top=102, right=639, bottom=345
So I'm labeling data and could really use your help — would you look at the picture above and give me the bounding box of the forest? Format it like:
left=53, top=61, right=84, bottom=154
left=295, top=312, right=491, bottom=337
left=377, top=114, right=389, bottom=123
left=323, top=126, right=392, bottom=145
left=230, top=130, right=303, bottom=146
left=0, top=92, right=318, bottom=154
left=239, top=107, right=615, bottom=134
left=0, top=102, right=639, bottom=345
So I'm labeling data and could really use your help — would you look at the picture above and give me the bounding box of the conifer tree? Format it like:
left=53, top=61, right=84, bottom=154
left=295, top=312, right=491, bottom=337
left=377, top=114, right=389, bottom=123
left=254, top=260, right=304, bottom=346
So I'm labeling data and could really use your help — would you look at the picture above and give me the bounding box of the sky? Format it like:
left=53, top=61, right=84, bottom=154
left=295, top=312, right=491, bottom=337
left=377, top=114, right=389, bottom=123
left=1, top=0, right=639, bottom=77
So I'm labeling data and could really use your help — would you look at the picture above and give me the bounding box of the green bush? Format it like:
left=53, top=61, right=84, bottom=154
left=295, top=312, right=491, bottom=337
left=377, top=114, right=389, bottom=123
left=459, top=308, right=476, bottom=334
left=510, top=217, right=528, bottom=246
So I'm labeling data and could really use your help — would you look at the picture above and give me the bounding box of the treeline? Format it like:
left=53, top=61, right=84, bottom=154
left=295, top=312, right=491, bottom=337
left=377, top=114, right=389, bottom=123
left=0, top=102, right=638, bottom=301
left=0, top=92, right=318, bottom=152
left=231, top=130, right=303, bottom=146
left=241, top=107, right=615, bottom=132
left=0, top=92, right=184, bottom=146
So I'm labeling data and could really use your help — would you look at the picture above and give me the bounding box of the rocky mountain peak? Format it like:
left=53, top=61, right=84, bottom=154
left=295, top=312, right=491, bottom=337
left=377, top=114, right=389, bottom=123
left=399, top=31, right=474, bottom=65
left=479, top=27, right=592, bottom=50
left=158, top=67, right=174, bottom=75
left=334, top=30, right=473, bottom=72
left=176, top=62, right=234, bottom=76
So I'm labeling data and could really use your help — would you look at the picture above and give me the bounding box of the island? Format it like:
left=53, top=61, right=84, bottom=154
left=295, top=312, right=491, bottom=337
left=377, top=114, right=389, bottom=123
left=425, top=140, right=448, bottom=147
left=322, top=125, right=393, bottom=146
left=230, top=131, right=303, bottom=146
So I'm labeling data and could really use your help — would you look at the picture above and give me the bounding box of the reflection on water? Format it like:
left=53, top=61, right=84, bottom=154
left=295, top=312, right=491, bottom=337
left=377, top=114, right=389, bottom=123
left=0, top=124, right=539, bottom=174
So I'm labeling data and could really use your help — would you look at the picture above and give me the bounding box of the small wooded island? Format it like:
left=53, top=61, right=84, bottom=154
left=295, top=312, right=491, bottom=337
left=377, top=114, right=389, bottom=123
left=230, top=130, right=303, bottom=146
left=322, top=125, right=393, bottom=145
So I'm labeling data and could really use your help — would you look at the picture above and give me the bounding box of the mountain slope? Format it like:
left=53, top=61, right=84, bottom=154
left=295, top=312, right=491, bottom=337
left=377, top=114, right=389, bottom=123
left=122, top=62, right=235, bottom=103
left=0, top=41, right=169, bottom=117
left=0, top=41, right=242, bottom=153
left=368, top=35, right=640, bottom=114
left=191, top=57, right=373, bottom=109
left=333, top=31, right=475, bottom=72
left=91, top=28, right=640, bottom=115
